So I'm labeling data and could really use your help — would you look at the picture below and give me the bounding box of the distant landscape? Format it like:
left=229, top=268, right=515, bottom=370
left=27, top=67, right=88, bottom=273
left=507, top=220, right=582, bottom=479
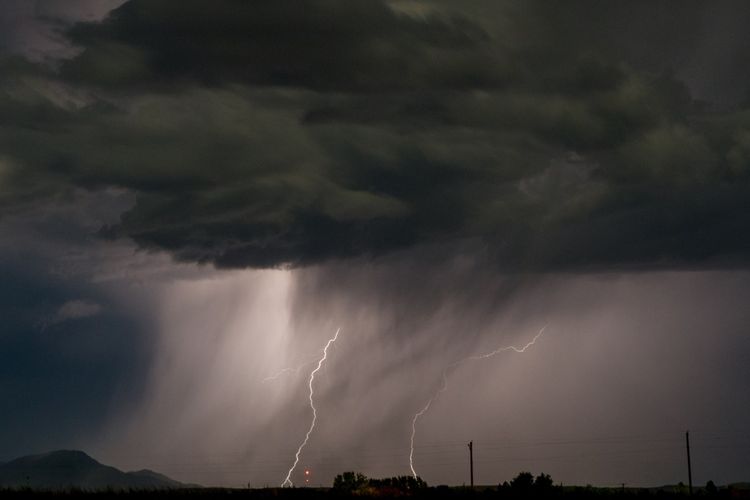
left=0, top=451, right=187, bottom=490
left=1, top=450, right=748, bottom=499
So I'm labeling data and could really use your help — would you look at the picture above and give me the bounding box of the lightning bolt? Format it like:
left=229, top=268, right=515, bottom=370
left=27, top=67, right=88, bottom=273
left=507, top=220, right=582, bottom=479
left=409, top=325, right=547, bottom=479
left=281, top=327, right=341, bottom=487
left=262, top=357, right=318, bottom=383
left=262, top=367, right=297, bottom=383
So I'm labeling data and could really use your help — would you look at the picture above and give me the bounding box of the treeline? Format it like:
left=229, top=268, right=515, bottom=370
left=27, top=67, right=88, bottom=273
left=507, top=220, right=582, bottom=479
left=330, top=471, right=746, bottom=499
left=332, top=471, right=427, bottom=495
left=0, top=473, right=747, bottom=500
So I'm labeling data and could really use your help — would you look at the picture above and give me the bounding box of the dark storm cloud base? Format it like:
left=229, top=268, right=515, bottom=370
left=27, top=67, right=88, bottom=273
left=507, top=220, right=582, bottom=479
left=2, top=0, right=750, bottom=270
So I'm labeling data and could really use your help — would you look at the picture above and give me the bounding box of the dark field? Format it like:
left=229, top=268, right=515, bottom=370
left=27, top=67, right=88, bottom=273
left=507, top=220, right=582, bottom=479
left=1, top=484, right=749, bottom=500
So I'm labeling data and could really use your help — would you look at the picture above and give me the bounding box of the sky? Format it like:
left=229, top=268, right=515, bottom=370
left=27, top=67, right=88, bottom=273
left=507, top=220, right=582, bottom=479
left=1, top=0, right=749, bottom=489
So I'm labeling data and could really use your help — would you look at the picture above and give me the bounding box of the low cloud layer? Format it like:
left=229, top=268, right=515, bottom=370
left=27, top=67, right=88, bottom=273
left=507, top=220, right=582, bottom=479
left=1, top=0, right=749, bottom=270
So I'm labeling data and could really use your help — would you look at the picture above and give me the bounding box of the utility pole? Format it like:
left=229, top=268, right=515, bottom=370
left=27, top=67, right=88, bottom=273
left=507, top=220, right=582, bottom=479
left=685, top=431, right=693, bottom=495
left=468, top=441, right=474, bottom=488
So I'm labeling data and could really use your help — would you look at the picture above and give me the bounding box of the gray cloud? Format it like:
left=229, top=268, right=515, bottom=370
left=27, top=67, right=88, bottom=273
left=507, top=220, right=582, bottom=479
left=0, top=192, right=151, bottom=463
left=38, top=299, right=103, bottom=330
left=0, top=0, right=749, bottom=271
left=61, top=0, right=500, bottom=91
left=0, top=0, right=125, bottom=63
left=3, top=2, right=749, bottom=488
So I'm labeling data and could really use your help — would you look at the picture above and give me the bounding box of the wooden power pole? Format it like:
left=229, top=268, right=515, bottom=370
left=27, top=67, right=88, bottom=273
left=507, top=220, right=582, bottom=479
left=468, top=441, right=474, bottom=488
left=685, top=431, right=693, bottom=495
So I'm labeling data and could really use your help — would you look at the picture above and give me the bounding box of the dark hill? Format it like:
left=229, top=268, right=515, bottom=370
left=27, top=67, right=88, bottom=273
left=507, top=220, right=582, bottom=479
left=0, top=450, right=187, bottom=490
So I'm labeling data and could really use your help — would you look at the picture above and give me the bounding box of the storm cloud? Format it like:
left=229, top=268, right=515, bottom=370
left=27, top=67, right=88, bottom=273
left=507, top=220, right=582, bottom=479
left=0, top=0, right=748, bottom=270
left=2, top=1, right=750, bottom=488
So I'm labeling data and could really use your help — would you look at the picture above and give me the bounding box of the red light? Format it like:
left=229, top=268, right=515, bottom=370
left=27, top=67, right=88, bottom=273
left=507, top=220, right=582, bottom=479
left=304, top=469, right=311, bottom=476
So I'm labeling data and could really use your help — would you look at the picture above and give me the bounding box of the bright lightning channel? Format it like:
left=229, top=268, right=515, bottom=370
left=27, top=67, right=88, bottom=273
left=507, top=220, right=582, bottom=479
left=281, top=327, right=342, bottom=487
left=409, top=325, right=547, bottom=479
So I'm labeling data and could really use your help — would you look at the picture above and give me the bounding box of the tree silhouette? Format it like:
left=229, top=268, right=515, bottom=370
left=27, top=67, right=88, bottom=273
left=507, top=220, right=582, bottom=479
left=705, top=480, right=717, bottom=495
left=535, top=473, right=554, bottom=490
left=511, top=472, right=534, bottom=492
left=332, top=471, right=368, bottom=492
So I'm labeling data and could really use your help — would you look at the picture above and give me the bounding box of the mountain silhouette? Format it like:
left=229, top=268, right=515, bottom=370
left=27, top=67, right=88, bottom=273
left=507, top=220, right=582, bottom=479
left=0, top=450, right=189, bottom=490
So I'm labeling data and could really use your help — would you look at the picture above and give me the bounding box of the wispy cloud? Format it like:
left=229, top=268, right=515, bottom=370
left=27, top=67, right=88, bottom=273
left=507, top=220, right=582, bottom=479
left=39, top=299, right=102, bottom=330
